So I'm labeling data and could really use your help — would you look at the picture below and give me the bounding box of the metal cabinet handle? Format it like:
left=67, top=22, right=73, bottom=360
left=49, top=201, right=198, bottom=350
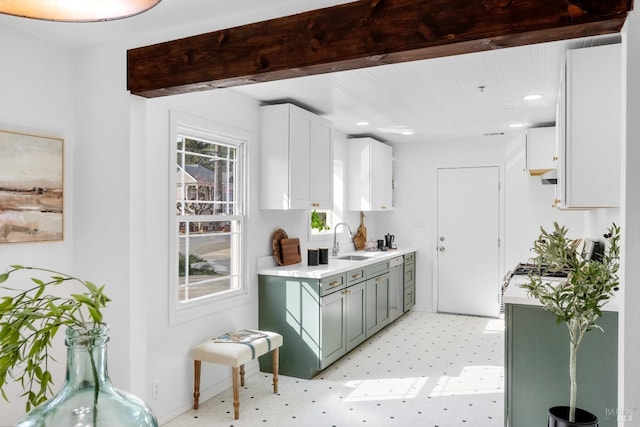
left=329, top=280, right=339, bottom=287
left=352, top=273, right=361, bottom=279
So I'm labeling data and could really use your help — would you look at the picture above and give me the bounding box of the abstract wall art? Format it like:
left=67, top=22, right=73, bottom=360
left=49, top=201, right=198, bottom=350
left=0, top=130, right=63, bottom=243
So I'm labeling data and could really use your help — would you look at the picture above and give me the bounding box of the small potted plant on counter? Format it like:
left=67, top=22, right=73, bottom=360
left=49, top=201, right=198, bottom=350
left=523, top=222, right=620, bottom=427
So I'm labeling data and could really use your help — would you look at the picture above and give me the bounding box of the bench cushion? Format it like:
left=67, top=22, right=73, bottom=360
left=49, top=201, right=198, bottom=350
left=190, top=330, right=283, bottom=367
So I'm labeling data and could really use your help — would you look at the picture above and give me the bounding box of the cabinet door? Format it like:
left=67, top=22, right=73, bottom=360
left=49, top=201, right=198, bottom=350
left=371, top=141, right=393, bottom=210
left=320, top=290, right=346, bottom=368
left=346, top=138, right=372, bottom=210
left=366, top=273, right=390, bottom=337
left=526, top=127, right=555, bottom=176
left=376, top=273, right=390, bottom=327
left=309, top=121, right=333, bottom=209
left=345, top=282, right=366, bottom=352
left=289, top=110, right=312, bottom=209
left=558, top=44, right=621, bottom=209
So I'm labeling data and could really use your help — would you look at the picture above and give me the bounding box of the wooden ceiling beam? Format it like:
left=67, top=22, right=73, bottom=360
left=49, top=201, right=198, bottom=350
left=127, top=0, right=633, bottom=98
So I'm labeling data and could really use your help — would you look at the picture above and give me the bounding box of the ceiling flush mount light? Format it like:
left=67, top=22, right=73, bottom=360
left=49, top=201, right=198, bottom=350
left=509, top=123, right=526, bottom=128
left=0, top=0, right=161, bottom=22
left=356, top=121, right=369, bottom=126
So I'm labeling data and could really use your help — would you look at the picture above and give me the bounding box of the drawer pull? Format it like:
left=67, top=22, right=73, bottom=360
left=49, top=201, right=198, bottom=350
left=341, top=290, right=351, bottom=295
left=329, top=280, right=339, bottom=287
left=352, top=273, right=361, bottom=279
left=376, top=276, right=384, bottom=282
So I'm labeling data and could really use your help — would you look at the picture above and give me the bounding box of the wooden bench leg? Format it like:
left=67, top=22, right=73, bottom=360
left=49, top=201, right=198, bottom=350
left=193, top=360, right=201, bottom=410
left=240, top=364, right=245, bottom=387
left=272, top=347, right=279, bottom=394
left=232, top=366, right=240, bottom=420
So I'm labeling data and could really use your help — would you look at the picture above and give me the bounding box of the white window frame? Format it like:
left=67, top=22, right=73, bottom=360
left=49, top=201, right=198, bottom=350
left=169, top=111, right=248, bottom=325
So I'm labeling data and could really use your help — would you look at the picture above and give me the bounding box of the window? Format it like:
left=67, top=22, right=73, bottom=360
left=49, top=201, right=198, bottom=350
left=310, top=209, right=331, bottom=234
left=171, top=112, right=246, bottom=317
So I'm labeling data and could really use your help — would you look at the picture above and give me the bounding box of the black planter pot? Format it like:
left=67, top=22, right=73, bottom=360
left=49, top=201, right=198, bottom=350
left=548, top=406, right=598, bottom=427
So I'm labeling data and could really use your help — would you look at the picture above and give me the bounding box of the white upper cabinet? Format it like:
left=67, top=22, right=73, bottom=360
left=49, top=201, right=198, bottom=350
left=526, top=127, right=556, bottom=176
left=555, top=43, right=622, bottom=209
left=260, top=103, right=333, bottom=210
left=347, top=137, right=393, bottom=211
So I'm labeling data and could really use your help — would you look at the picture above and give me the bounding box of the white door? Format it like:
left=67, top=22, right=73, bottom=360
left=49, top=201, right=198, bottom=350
left=436, top=166, right=501, bottom=317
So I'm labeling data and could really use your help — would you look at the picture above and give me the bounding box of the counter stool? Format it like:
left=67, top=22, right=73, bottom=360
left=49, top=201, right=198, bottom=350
left=189, top=330, right=283, bottom=420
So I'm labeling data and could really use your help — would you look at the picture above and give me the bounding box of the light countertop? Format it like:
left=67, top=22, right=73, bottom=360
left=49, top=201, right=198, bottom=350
left=258, top=248, right=416, bottom=279
left=504, top=274, right=620, bottom=312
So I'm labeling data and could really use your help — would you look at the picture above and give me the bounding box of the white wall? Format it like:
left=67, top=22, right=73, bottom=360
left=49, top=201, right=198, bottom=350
left=381, top=134, right=601, bottom=313
left=0, top=27, right=76, bottom=424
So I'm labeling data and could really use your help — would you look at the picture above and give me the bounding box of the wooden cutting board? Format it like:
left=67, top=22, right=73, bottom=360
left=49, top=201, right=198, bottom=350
left=279, top=238, right=301, bottom=265
left=353, top=211, right=367, bottom=250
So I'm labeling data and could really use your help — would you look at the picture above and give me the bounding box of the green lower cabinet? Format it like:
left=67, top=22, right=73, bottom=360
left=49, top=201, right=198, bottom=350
left=404, top=254, right=415, bottom=312
left=366, top=272, right=390, bottom=338
left=258, top=276, right=323, bottom=379
left=258, top=273, right=368, bottom=379
left=320, top=288, right=347, bottom=368
left=345, top=280, right=366, bottom=352
left=258, top=259, right=399, bottom=379
left=505, top=303, right=618, bottom=427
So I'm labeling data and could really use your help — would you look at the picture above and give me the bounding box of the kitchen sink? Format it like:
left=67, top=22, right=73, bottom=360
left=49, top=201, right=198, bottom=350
left=336, top=255, right=370, bottom=261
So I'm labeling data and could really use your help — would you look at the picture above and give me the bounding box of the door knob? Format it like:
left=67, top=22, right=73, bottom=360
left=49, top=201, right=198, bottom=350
left=438, top=246, right=445, bottom=252
left=439, top=236, right=445, bottom=241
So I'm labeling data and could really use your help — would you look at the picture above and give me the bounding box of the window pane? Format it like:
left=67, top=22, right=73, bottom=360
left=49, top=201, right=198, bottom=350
left=178, top=220, right=240, bottom=302
left=177, top=137, right=237, bottom=216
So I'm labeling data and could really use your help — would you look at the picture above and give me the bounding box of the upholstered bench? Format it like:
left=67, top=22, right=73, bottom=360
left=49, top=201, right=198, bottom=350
left=189, top=330, right=283, bottom=420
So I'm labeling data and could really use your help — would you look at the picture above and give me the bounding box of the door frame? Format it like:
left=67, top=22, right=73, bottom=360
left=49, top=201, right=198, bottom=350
left=431, top=161, right=505, bottom=314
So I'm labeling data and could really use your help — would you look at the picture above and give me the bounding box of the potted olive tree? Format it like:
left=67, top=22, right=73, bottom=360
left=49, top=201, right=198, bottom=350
left=523, top=222, right=620, bottom=426
left=0, top=265, right=158, bottom=426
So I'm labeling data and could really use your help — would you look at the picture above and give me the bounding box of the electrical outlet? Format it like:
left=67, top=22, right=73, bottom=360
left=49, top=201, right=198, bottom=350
left=152, top=380, right=160, bottom=399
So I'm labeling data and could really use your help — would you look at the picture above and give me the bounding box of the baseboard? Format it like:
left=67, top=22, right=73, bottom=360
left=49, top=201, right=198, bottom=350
left=156, top=361, right=260, bottom=425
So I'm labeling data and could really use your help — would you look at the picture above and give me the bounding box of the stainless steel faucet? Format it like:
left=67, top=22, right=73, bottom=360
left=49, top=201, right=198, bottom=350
left=332, top=222, right=353, bottom=256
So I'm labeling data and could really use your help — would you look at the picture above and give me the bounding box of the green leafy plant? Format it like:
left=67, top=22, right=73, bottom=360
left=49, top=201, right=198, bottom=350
left=0, top=265, right=110, bottom=412
left=522, top=222, right=620, bottom=423
left=310, top=210, right=330, bottom=232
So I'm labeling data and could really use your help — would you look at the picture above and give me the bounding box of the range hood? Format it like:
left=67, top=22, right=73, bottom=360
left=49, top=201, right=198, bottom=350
left=541, top=169, right=557, bottom=185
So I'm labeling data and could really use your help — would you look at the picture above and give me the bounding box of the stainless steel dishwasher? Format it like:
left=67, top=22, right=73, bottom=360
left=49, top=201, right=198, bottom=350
left=388, top=256, right=404, bottom=322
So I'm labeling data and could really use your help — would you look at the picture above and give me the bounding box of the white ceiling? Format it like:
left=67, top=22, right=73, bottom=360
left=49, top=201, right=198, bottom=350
left=0, top=0, right=621, bottom=144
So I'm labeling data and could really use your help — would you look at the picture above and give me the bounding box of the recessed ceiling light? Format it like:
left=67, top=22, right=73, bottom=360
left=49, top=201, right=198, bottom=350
left=523, top=94, right=542, bottom=101
left=510, top=123, right=526, bottom=128
left=356, top=121, right=369, bottom=126
left=377, top=126, right=414, bottom=135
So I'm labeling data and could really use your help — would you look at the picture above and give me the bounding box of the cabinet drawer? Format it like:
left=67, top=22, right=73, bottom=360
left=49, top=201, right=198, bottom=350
left=346, top=267, right=366, bottom=285
left=404, top=252, right=414, bottom=264
left=404, top=285, right=415, bottom=312
left=404, top=265, right=415, bottom=286
left=320, top=273, right=346, bottom=296
left=366, top=261, right=389, bottom=278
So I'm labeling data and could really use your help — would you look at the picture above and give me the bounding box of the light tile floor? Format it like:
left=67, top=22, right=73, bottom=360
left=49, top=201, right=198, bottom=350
left=162, top=311, right=504, bottom=427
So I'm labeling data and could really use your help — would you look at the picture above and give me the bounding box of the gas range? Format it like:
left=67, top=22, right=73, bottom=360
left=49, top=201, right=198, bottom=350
left=500, top=262, right=568, bottom=312
left=511, top=262, right=569, bottom=278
